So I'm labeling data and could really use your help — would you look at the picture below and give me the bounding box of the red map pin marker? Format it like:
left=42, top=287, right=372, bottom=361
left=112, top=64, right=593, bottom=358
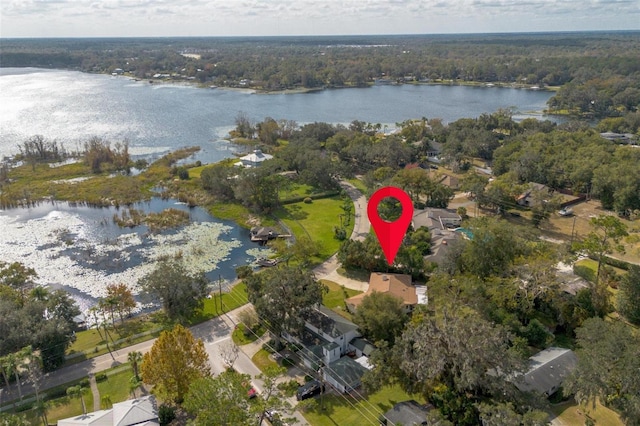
left=367, top=186, right=413, bottom=265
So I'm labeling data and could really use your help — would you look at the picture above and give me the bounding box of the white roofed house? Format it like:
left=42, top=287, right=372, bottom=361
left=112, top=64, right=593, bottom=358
left=235, top=149, right=273, bottom=168
left=57, top=395, right=158, bottom=426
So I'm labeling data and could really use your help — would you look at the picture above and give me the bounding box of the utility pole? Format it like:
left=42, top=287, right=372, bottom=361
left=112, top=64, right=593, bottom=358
left=218, top=275, right=224, bottom=314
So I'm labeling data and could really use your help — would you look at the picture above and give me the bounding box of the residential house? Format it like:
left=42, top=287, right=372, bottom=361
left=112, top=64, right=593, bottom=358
left=284, top=306, right=374, bottom=393
left=439, top=174, right=460, bottom=190
left=514, top=347, right=578, bottom=396
left=236, top=149, right=273, bottom=168
left=412, top=208, right=462, bottom=266
left=324, top=356, right=369, bottom=393
left=516, top=183, right=549, bottom=207
left=346, top=273, right=427, bottom=314
left=413, top=208, right=462, bottom=230
left=57, top=395, right=158, bottom=426
left=380, top=400, right=432, bottom=425
left=600, top=132, right=638, bottom=145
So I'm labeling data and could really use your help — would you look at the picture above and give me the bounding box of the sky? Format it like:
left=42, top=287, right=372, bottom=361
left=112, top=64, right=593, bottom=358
left=1, top=0, right=639, bottom=38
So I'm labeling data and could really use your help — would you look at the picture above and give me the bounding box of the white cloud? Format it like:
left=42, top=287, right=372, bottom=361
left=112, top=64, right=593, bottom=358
left=1, top=0, right=638, bottom=37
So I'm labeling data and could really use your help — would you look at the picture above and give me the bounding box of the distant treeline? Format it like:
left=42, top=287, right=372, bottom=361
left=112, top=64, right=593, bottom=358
left=2, top=32, right=640, bottom=117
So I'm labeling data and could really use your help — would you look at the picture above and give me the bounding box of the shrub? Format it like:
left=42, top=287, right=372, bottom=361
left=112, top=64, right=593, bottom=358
left=334, top=226, right=347, bottom=240
left=94, top=373, right=108, bottom=382
left=521, top=319, right=552, bottom=347
left=277, top=379, right=301, bottom=397
left=79, top=378, right=90, bottom=388
left=303, top=197, right=312, bottom=204
left=158, top=404, right=176, bottom=426
left=235, top=265, right=253, bottom=279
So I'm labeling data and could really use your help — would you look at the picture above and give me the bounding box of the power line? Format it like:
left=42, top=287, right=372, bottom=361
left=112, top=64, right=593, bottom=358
left=218, top=281, right=391, bottom=425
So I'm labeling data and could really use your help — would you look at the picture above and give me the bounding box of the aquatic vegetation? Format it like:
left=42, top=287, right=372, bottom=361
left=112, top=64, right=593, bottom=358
left=0, top=207, right=244, bottom=310
left=113, top=207, right=189, bottom=232
left=143, top=222, right=242, bottom=276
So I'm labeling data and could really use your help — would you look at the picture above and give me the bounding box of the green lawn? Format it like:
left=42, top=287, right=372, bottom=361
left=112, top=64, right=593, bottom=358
left=232, top=323, right=266, bottom=345
left=209, top=201, right=278, bottom=229
left=251, top=349, right=278, bottom=372
left=551, top=398, right=623, bottom=426
left=189, top=282, right=249, bottom=324
left=66, top=318, right=165, bottom=365
left=279, top=183, right=316, bottom=201
left=321, top=280, right=362, bottom=320
left=45, top=390, right=95, bottom=424
left=302, top=384, right=425, bottom=426
left=345, top=177, right=368, bottom=195
left=2, top=377, right=94, bottom=424
left=274, top=196, right=355, bottom=263
left=97, top=367, right=138, bottom=408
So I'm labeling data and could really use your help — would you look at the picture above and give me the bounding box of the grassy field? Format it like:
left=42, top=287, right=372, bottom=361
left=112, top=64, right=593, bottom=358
left=232, top=323, right=266, bottom=345
left=345, top=177, right=368, bottom=195
left=321, top=280, right=362, bottom=320
left=96, top=367, right=138, bottom=408
left=189, top=282, right=249, bottom=324
left=275, top=196, right=355, bottom=263
left=551, top=398, right=623, bottom=426
left=251, top=349, right=278, bottom=372
left=302, top=384, right=425, bottom=426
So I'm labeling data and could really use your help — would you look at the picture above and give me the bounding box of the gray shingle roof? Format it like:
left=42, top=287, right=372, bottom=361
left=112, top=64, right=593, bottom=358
left=515, top=347, right=577, bottom=395
left=306, top=306, right=358, bottom=338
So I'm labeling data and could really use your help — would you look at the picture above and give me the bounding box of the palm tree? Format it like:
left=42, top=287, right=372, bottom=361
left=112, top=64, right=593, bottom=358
left=29, top=286, right=49, bottom=302
left=66, top=385, right=88, bottom=414
left=0, top=354, right=17, bottom=409
left=128, top=351, right=143, bottom=381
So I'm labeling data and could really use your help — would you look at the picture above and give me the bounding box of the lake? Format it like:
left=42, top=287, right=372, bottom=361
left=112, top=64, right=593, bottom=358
left=0, top=67, right=555, bottom=161
left=0, top=67, right=554, bottom=312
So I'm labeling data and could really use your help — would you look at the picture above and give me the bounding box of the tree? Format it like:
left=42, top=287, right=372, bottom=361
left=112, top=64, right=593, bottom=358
left=200, top=163, right=235, bottom=200
left=0, top=261, right=37, bottom=294
left=245, top=266, right=325, bottom=344
left=366, top=310, right=529, bottom=425
left=219, top=342, right=239, bottom=369
left=66, top=385, right=88, bottom=415
left=617, top=265, right=640, bottom=325
left=353, top=292, right=407, bottom=345
left=233, top=111, right=255, bottom=139
left=127, top=350, right=142, bottom=381
left=140, top=324, right=210, bottom=403
left=528, top=186, right=562, bottom=227
left=254, top=366, right=294, bottom=426
left=577, top=215, right=628, bottom=315
left=138, top=259, right=209, bottom=321
left=105, top=283, right=136, bottom=324
left=183, top=371, right=253, bottom=426
left=564, top=318, right=640, bottom=425
left=461, top=217, right=529, bottom=278
left=232, top=167, right=282, bottom=213
left=477, top=402, right=549, bottom=426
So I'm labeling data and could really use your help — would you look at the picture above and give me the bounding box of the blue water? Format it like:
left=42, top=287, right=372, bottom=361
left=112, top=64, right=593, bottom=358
left=454, top=227, right=474, bottom=240
left=0, top=68, right=556, bottom=162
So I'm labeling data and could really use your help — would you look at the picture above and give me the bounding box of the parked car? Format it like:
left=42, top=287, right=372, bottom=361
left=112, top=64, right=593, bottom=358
left=243, top=381, right=257, bottom=399
left=296, top=380, right=324, bottom=401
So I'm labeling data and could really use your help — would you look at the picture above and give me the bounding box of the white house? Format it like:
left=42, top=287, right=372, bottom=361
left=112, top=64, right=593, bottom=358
left=283, top=306, right=373, bottom=393
left=235, top=149, right=273, bottom=168
left=57, top=395, right=158, bottom=426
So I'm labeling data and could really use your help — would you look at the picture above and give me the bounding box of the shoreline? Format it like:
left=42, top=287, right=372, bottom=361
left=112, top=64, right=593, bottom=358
left=118, top=72, right=554, bottom=95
